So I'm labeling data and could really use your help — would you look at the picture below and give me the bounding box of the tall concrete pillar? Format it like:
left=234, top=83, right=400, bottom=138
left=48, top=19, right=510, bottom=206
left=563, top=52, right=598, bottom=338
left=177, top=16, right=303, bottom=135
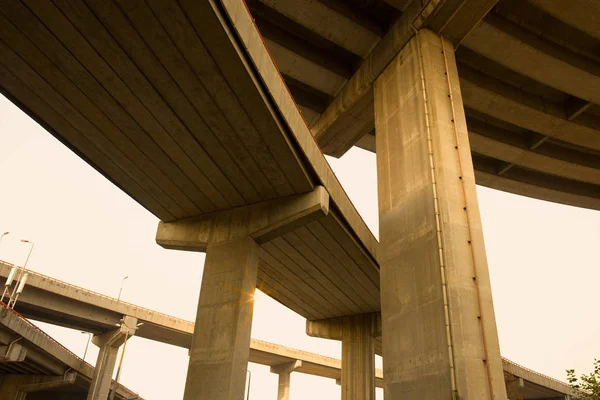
left=183, top=237, right=260, bottom=400
left=271, top=360, right=302, bottom=400
left=306, top=313, right=378, bottom=400
left=341, top=314, right=376, bottom=400
left=87, top=316, right=137, bottom=400
left=156, top=186, right=329, bottom=400
left=374, top=29, right=507, bottom=399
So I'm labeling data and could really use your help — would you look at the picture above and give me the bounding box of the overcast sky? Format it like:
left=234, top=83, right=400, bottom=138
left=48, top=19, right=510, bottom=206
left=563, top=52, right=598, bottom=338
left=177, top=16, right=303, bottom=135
left=1, top=92, right=599, bottom=399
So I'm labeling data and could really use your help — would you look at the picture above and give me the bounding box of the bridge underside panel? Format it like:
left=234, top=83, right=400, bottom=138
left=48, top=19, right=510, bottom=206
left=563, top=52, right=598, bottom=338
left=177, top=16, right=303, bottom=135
left=0, top=0, right=380, bottom=321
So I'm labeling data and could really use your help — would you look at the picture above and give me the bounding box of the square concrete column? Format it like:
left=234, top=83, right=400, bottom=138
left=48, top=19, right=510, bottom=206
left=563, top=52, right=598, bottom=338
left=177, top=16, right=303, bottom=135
left=341, top=314, right=376, bottom=400
left=374, top=29, right=507, bottom=399
left=183, top=237, right=260, bottom=400
left=87, top=316, right=137, bottom=400
left=306, top=313, right=378, bottom=400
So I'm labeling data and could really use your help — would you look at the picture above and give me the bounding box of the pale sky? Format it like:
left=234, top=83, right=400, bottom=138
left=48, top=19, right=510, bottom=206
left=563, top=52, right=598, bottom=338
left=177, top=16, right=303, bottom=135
left=0, top=92, right=598, bottom=399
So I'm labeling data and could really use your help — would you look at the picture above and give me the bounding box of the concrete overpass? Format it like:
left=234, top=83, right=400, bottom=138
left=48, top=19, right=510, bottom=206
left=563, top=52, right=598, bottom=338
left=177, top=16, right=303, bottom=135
left=0, top=0, right=596, bottom=398
left=0, top=261, right=578, bottom=399
left=0, top=304, right=141, bottom=399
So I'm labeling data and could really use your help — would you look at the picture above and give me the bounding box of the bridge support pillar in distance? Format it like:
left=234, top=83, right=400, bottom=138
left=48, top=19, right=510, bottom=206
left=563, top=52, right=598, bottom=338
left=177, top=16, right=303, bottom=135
left=271, top=360, right=302, bottom=400
left=156, top=187, right=330, bottom=400
left=87, top=315, right=137, bottom=400
left=373, top=28, right=507, bottom=399
left=306, top=313, right=379, bottom=400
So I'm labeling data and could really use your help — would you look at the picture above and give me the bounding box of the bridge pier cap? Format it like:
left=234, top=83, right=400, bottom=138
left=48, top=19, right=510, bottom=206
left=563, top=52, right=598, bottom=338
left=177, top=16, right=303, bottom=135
left=156, top=186, right=329, bottom=400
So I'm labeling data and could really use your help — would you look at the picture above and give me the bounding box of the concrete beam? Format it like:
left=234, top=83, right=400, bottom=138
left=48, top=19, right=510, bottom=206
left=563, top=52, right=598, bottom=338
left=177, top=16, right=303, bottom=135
left=156, top=186, right=329, bottom=251
left=19, top=371, right=77, bottom=393
left=270, top=360, right=302, bottom=375
left=462, top=16, right=600, bottom=106
left=459, top=65, right=600, bottom=152
left=0, top=373, right=77, bottom=399
left=0, top=339, right=27, bottom=363
left=312, top=0, right=498, bottom=157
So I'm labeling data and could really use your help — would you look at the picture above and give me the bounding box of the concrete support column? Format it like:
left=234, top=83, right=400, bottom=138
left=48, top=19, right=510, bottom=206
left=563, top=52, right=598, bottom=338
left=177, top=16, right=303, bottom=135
left=156, top=186, right=330, bottom=400
left=306, top=313, right=378, bottom=400
left=374, top=29, right=506, bottom=399
left=271, top=360, right=302, bottom=400
left=87, top=316, right=137, bottom=400
left=341, top=314, right=376, bottom=400
left=183, top=237, right=260, bottom=400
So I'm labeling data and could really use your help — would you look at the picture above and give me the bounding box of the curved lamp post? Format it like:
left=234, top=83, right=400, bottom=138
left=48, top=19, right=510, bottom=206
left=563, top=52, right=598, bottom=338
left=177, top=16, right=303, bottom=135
left=117, top=276, right=128, bottom=301
left=7, top=239, right=34, bottom=308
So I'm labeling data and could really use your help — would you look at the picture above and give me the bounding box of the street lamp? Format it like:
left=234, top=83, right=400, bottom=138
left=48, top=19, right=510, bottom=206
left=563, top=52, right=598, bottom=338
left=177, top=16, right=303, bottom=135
left=7, top=240, right=34, bottom=309
left=246, top=370, right=252, bottom=400
left=117, top=276, right=128, bottom=301
left=81, top=331, right=93, bottom=361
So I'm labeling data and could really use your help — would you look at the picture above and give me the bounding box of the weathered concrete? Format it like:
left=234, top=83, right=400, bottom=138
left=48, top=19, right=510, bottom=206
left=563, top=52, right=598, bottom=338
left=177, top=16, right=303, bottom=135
left=306, top=313, right=379, bottom=400
left=87, top=316, right=137, bottom=400
left=271, top=360, right=302, bottom=400
left=184, top=237, right=259, bottom=400
left=374, top=29, right=506, bottom=399
left=156, top=186, right=329, bottom=252
left=312, top=0, right=499, bottom=157
left=0, top=373, right=77, bottom=399
left=0, top=306, right=141, bottom=399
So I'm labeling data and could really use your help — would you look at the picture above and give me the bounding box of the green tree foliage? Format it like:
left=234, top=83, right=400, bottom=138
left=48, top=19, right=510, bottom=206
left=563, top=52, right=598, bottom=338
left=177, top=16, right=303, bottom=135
left=567, top=359, right=600, bottom=399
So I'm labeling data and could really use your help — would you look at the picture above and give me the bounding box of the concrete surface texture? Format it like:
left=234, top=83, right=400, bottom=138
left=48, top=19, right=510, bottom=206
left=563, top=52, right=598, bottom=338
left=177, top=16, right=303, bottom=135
left=0, top=0, right=597, bottom=398
left=374, top=29, right=506, bottom=399
left=0, top=260, right=578, bottom=399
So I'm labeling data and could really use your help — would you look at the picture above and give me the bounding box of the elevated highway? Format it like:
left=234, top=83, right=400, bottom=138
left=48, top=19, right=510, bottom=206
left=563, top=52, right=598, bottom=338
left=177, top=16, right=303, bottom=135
left=253, top=0, right=600, bottom=211
left=0, top=0, right=596, bottom=397
left=0, top=304, right=141, bottom=399
left=0, top=261, right=578, bottom=399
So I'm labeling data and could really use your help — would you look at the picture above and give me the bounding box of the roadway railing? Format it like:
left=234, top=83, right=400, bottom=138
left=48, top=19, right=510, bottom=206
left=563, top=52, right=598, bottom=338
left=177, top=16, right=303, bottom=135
left=0, top=260, right=191, bottom=327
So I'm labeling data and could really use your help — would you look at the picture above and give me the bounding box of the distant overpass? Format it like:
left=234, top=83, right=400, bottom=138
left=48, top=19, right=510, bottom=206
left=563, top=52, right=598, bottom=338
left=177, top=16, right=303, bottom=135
left=0, top=304, right=141, bottom=399
left=0, top=261, right=576, bottom=399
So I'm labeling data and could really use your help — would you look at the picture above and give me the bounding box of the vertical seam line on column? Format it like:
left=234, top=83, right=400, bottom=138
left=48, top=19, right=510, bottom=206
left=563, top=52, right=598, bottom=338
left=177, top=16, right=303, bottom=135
left=440, top=35, right=495, bottom=399
left=415, top=30, right=459, bottom=400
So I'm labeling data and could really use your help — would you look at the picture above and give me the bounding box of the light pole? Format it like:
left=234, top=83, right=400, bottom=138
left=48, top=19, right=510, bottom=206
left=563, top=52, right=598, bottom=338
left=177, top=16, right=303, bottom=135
left=81, top=331, right=92, bottom=361
left=7, top=239, right=34, bottom=309
left=0, top=231, right=9, bottom=246
left=117, top=276, right=128, bottom=301
left=246, top=369, right=252, bottom=400
left=0, top=232, right=12, bottom=303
